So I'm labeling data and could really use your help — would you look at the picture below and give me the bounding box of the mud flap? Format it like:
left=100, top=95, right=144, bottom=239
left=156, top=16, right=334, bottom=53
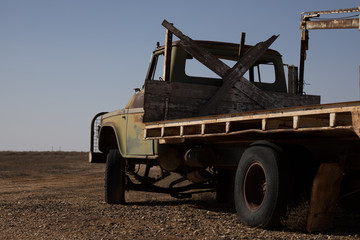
left=306, top=163, right=343, bottom=232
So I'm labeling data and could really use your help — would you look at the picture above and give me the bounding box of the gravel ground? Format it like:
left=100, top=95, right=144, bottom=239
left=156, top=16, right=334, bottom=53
left=0, top=151, right=359, bottom=239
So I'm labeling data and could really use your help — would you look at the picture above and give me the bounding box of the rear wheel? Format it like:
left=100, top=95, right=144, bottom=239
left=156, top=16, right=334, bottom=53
left=105, top=149, right=126, bottom=204
left=234, top=143, right=292, bottom=228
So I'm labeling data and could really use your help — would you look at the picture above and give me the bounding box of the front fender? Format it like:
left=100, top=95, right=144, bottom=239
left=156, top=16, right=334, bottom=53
left=99, top=120, right=127, bottom=158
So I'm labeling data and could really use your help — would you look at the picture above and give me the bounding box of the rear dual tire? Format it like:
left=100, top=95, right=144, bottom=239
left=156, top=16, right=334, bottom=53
left=234, top=143, right=293, bottom=228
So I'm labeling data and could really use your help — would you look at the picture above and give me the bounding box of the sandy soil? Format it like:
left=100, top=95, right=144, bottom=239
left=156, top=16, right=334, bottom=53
left=0, top=151, right=359, bottom=239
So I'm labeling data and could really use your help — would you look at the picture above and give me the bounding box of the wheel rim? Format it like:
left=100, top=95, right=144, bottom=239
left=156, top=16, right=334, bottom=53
left=243, top=161, right=266, bottom=212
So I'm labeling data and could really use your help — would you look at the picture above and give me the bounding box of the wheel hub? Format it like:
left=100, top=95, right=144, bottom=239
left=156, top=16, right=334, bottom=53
left=243, top=161, right=266, bottom=212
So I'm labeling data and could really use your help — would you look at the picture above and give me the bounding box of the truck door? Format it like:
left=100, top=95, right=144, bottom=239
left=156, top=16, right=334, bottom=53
left=125, top=91, right=154, bottom=156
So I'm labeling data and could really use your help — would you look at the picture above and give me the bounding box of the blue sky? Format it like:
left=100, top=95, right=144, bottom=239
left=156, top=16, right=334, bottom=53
left=1, top=1, right=359, bottom=151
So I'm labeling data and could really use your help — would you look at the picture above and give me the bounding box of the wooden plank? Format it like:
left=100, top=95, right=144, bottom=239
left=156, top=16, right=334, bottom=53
left=198, top=35, right=280, bottom=116
left=177, top=84, right=313, bottom=107
left=144, top=101, right=359, bottom=133
left=261, top=119, right=267, bottom=130
left=144, top=99, right=262, bottom=122
left=330, top=113, right=336, bottom=127
left=265, top=91, right=320, bottom=107
left=238, top=32, right=246, bottom=59
left=149, top=126, right=356, bottom=145
left=162, top=20, right=229, bottom=78
left=143, top=79, right=320, bottom=122
left=149, top=126, right=355, bottom=141
left=306, top=163, right=343, bottom=233
left=351, top=111, right=360, bottom=137
left=143, top=80, right=260, bottom=122
left=287, top=65, right=298, bottom=94
left=163, top=28, right=173, bottom=81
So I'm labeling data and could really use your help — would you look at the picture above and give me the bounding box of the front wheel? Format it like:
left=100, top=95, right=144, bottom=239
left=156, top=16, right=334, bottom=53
left=105, top=149, right=126, bottom=204
left=234, top=143, right=292, bottom=228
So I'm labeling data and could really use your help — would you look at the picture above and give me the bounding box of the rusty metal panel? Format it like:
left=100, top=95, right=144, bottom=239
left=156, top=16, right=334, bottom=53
left=300, top=6, right=360, bottom=30
left=126, top=109, right=154, bottom=156
left=101, top=113, right=127, bottom=156
left=307, top=163, right=343, bottom=233
left=302, top=6, right=360, bottom=16
left=302, top=18, right=359, bottom=30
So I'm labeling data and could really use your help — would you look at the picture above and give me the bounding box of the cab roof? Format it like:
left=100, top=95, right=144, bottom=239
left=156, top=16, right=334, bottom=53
left=154, top=40, right=282, bottom=58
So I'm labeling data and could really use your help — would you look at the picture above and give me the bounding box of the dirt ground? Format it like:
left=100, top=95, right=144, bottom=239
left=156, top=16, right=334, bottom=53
left=0, top=151, right=359, bottom=240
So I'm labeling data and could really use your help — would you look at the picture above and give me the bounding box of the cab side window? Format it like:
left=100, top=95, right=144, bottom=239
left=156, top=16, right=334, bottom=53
left=245, top=62, right=276, bottom=84
left=149, top=53, right=164, bottom=81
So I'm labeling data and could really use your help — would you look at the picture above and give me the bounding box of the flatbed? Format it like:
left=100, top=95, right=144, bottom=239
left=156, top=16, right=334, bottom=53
left=145, top=101, right=360, bottom=143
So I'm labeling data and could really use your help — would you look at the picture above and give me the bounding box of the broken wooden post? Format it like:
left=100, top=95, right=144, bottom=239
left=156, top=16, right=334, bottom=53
left=238, top=32, right=246, bottom=60
left=287, top=65, right=299, bottom=94
left=299, top=29, right=308, bottom=95
left=163, top=27, right=173, bottom=82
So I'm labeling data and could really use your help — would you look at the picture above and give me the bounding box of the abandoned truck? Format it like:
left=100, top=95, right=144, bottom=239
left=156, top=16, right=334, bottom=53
left=90, top=7, right=360, bottom=232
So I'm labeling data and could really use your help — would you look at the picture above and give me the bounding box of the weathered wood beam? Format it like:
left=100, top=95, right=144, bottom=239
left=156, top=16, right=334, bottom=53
left=199, top=35, right=280, bottom=116
left=162, top=20, right=229, bottom=78
left=238, top=32, right=246, bottom=60
left=163, top=28, right=173, bottom=81
left=143, top=79, right=319, bottom=122
left=162, top=19, right=281, bottom=112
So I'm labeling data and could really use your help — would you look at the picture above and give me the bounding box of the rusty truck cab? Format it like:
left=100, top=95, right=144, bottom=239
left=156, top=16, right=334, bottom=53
left=146, top=41, right=287, bottom=92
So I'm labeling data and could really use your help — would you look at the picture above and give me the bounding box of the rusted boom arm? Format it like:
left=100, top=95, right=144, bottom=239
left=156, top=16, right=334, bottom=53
left=300, top=6, right=360, bottom=30
left=161, top=20, right=281, bottom=112
left=302, top=18, right=359, bottom=30
left=299, top=6, right=360, bottom=95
